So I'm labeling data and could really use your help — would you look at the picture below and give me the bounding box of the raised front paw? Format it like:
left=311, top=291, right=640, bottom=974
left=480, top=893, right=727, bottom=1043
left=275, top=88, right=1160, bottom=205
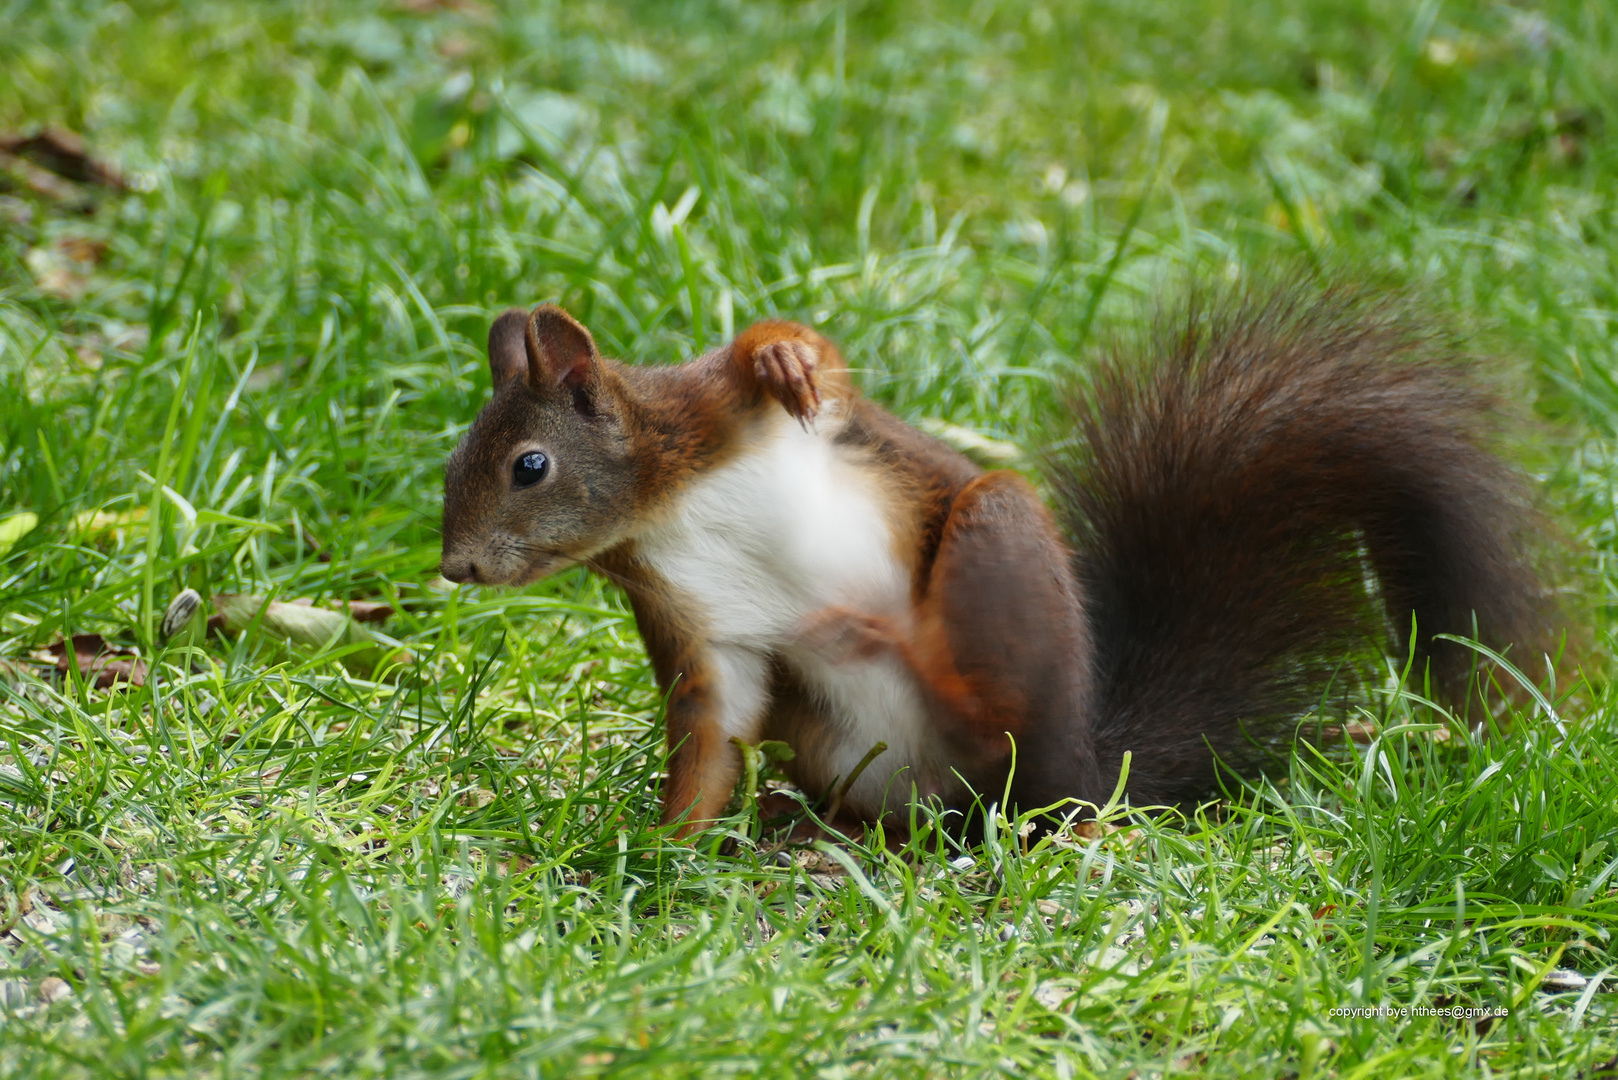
left=791, top=605, right=899, bottom=664
left=753, top=338, right=821, bottom=424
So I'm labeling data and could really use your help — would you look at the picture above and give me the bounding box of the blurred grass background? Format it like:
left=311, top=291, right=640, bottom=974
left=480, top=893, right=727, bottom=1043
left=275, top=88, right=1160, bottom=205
left=1, top=1, right=1617, bottom=1076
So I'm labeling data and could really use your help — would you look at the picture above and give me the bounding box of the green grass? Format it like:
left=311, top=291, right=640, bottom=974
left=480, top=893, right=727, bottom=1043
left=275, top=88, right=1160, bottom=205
left=1, top=0, right=1617, bottom=1075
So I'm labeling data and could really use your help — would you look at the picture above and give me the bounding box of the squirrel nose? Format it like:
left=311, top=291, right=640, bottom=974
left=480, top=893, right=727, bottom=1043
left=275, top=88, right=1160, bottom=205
left=440, top=560, right=480, bottom=584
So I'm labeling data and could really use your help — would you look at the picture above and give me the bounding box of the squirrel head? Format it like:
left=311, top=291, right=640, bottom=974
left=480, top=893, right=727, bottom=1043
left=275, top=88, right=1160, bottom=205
left=439, top=304, right=636, bottom=586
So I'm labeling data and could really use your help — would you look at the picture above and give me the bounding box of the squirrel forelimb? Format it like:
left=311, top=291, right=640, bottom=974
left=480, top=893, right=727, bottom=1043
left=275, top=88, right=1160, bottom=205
left=442, top=290, right=1558, bottom=839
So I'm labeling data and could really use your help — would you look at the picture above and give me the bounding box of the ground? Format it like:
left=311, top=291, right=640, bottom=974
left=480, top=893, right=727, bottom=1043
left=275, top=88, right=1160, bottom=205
left=1, top=1, right=1616, bottom=1076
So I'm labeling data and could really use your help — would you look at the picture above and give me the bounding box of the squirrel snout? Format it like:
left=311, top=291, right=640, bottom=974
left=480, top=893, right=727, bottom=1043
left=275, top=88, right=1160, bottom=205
left=439, top=559, right=481, bottom=585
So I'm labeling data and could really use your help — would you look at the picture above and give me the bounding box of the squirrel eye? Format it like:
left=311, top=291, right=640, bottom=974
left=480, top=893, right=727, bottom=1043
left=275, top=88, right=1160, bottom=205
left=512, top=451, right=550, bottom=489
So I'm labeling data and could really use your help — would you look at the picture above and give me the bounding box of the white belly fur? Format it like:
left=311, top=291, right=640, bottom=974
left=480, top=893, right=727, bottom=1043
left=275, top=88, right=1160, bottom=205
left=635, top=411, right=952, bottom=814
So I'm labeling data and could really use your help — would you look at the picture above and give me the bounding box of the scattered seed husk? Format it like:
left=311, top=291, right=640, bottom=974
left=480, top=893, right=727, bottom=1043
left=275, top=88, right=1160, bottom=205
left=161, top=588, right=205, bottom=640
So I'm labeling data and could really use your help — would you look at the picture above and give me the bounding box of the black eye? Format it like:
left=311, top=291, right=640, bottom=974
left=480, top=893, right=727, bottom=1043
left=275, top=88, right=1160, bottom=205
left=512, top=451, right=549, bottom=488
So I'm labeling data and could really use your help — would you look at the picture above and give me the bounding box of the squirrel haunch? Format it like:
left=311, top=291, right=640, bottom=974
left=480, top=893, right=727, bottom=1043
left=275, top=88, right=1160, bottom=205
left=441, top=286, right=1558, bottom=836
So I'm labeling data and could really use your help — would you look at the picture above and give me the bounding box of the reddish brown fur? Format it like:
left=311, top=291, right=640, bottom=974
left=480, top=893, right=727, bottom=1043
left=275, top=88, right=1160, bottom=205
left=599, top=325, right=979, bottom=831
left=443, top=287, right=1559, bottom=836
left=1047, top=284, right=1555, bottom=805
left=591, top=545, right=732, bottom=826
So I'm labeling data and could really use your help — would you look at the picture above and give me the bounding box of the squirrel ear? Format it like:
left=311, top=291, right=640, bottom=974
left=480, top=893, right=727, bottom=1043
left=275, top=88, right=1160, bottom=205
left=487, top=308, right=532, bottom=389
left=526, top=304, right=599, bottom=390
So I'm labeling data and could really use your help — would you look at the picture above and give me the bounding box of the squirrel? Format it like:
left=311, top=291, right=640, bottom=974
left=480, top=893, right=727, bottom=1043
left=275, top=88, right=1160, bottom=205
left=439, top=283, right=1554, bottom=837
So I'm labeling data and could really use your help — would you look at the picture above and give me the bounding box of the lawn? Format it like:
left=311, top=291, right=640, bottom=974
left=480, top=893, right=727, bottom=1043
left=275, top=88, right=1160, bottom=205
left=2, top=0, right=1617, bottom=1076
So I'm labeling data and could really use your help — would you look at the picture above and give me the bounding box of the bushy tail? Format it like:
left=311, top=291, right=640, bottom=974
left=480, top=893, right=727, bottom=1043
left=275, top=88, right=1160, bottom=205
left=1044, top=282, right=1554, bottom=807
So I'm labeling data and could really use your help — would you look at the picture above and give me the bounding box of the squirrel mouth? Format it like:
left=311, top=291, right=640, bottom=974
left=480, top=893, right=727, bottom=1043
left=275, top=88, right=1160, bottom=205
left=512, top=551, right=573, bottom=586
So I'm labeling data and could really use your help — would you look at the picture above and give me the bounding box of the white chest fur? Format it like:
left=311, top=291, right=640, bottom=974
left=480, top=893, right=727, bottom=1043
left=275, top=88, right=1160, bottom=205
left=640, top=414, right=904, bottom=642
left=635, top=413, right=950, bottom=811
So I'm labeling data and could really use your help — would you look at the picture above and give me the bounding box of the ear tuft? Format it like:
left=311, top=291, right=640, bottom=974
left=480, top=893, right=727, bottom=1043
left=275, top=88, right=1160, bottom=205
left=488, top=308, right=531, bottom=389
left=526, top=304, right=600, bottom=389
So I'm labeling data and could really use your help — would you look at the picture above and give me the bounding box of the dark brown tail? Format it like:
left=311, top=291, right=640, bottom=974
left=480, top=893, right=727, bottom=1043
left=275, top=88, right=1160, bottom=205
left=1044, top=282, right=1554, bottom=807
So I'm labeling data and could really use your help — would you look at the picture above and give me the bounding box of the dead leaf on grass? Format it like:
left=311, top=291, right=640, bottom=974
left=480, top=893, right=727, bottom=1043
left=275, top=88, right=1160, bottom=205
left=0, top=158, right=80, bottom=203
left=213, top=595, right=350, bottom=646
left=48, top=634, right=147, bottom=689
left=57, top=235, right=107, bottom=264
left=259, top=596, right=393, bottom=622
left=344, top=600, right=394, bottom=623
left=1343, top=720, right=1378, bottom=743
left=0, top=128, right=126, bottom=190
left=209, top=594, right=405, bottom=674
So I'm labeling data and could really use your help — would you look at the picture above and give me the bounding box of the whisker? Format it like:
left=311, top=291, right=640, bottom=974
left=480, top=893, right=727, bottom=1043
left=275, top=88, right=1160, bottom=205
left=583, top=556, right=637, bottom=593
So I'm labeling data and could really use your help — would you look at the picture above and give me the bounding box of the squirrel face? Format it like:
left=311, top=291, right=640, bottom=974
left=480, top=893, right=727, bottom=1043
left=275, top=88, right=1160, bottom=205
left=440, top=305, right=636, bottom=586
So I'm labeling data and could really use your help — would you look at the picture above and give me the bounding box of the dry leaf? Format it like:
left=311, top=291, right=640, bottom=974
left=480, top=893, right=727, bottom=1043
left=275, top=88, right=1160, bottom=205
left=213, top=595, right=349, bottom=647
left=210, top=594, right=404, bottom=674
left=0, top=128, right=126, bottom=190
left=1, top=158, right=79, bottom=203
left=345, top=600, right=394, bottom=623
left=1343, top=720, right=1378, bottom=743
left=57, top=236, right=107, bottom=265
left=49, top=634, right=147, bottom=689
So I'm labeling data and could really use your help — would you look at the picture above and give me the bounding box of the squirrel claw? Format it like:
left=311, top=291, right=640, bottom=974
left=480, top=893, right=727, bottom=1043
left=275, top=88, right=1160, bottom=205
left=753, top=340, right=821, bottom=424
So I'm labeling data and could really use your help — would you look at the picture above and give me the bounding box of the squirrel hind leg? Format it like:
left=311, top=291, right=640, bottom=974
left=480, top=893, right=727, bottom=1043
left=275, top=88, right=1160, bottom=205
left=910, top=471, right=1106, bottom=812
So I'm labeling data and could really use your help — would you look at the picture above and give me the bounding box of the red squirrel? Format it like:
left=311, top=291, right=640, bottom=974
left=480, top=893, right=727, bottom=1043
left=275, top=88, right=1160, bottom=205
left=439, top=286, right=1553, bottom=836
